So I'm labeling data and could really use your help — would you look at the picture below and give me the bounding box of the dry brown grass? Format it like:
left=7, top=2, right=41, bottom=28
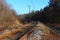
left=0, top=20, right=33, bottom=40
left=36, top=22, right=60, bottom=40
left=0, top=22, right=60, bottom=40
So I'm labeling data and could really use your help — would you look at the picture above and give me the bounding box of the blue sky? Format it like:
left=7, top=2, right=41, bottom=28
left=6, top=0, right=49, bottom=15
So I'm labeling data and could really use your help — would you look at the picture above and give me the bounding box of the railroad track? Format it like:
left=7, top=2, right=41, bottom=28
left=0, top=22, right=37, bottom=40
left=16, top=22, right=37, bottom=40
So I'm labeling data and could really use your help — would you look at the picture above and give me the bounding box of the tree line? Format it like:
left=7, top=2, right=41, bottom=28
left=20, top=0, right=60, bottom=23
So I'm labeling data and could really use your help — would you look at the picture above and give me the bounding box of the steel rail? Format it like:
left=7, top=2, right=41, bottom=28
left=16, top=22, right=37, bottom=40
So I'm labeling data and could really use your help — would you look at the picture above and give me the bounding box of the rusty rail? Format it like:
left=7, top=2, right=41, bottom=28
left=16, top=22, right=37, bottom=40
left=0, top=22, right=37, bottom=40
left=0, top=23, right=32, bottom=39
left=0, top=29, right=22, bottom=40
